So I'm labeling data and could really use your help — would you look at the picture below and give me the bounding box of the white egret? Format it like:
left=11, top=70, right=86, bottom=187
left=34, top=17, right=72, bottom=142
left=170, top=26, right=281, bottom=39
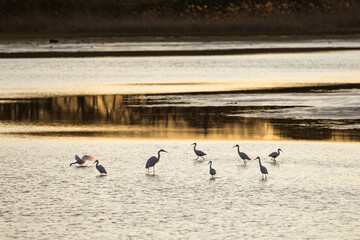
left=233, top=144, right=251, bottom=164
left=145, top=149, right=167, bottom=174
left=192, top=143, right=206, bottom=160
left=208, top=161, right=216, bottom=178
left=93, top=160, right=107, bottom=175
left=269, top=148, right=282, bottom=162
left=255, top=157, right=268, bottom=179
left=70, top=155, right=95, bottom=166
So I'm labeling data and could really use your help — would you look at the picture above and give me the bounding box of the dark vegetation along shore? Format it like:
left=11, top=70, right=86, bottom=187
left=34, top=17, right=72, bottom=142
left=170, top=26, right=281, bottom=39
left=0, top=0, right=360, bottom=38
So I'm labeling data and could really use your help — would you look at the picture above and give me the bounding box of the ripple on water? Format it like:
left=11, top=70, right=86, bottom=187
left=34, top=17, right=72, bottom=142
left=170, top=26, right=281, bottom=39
left=0, top=138, right=360, bottom=239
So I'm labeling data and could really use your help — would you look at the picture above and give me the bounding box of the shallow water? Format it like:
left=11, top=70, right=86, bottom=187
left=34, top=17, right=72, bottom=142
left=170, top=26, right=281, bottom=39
left=0, top=138, right=359, bottom=239
left=1, top=89, right=360, bottom=141
left=1, top=46, right=360, bottom=239
left=0, top=51, right=359, bottom=97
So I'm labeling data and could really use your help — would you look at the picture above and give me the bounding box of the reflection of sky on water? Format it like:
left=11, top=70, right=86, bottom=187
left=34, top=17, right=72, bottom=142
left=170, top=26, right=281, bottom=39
left=0, top=51, right=359, bottom=97
left=0, top=90, right=359, bottom=141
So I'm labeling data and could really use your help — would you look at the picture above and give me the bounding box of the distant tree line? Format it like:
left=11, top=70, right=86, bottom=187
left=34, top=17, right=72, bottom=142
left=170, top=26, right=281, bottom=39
left=0, top=0, right=359, bottom=35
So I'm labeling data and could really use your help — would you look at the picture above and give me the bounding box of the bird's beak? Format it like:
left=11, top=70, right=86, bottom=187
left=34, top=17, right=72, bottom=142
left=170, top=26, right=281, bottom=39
left=233, top=145, right=236, bottom=148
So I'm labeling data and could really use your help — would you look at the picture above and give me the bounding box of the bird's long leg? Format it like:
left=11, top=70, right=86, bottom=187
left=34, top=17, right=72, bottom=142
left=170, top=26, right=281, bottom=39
left=153, top=166, right=156, bottom=175
left=201, top=156, right=205, bottom=160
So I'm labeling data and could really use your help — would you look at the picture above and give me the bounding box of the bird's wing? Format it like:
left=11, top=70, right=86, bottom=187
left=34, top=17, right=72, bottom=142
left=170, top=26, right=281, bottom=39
left=82, top=155, right=95, bottom=161
left=196, top=150, right=206, bottom=156
left=145, top=156, right=157, bottom=168
left=269, top=152, right=277, bottom=157
left=98, top=165, right=107, bottom=174
left=240, top=152, right=251, bottom=160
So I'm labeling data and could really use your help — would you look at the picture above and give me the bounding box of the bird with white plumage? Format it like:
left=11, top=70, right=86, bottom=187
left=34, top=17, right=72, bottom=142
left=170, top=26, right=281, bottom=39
left=94, top=160, right=107, bottom=175
left=145, top=149, right=168, bottom=174
left=269, top=148, right=282, bottom=163
left=208, top=161, right=217, bottom=178
left=233, top=144, right=251, bottom=164
left=70, top=155, right=95, bottom=166
left=192, top=143, right=206, bottom=160
left=255, top=157, right=268, bottom=179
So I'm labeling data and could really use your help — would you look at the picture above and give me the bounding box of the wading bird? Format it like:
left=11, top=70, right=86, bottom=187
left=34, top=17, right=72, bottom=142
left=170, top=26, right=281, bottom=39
left=233, top=144, right=251, bottom=164
left=145, top=149, right=167, bottom=174
left=192, top=143, right=206, bottom=160
left=69, top=155, right=95, bottom=166
left=255, top=157, right=268, bottom=179
left=269, top=148, right=282, bottom=163
left=208, top=161, right=216, bottom=178
left=93, top=160, right=107, bottom=175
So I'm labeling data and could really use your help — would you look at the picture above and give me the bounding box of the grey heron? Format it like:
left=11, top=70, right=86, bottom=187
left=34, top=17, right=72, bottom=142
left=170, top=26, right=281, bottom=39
left=192, top=143, right=206, bottom=160
left=93, top=160, right=107, bottom=175
left=208, top=161, right=216, bottom=178
left=233, top=144, right=251, bottom=164
left=269, top=148, right=282, bottom=162
left=255, top=157, right=268, bottom=179
left=70, top=155, right=95, bottom=166
left=145, top=149, right=167, bottom=174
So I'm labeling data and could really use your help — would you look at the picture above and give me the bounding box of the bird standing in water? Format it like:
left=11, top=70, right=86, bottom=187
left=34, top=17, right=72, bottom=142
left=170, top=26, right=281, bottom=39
left=255, top=157, right=268, bottom=179
left=93, top=160, right=107, bottom=175
left=233, top=144, right=251, bottom=164
left=145, top=149, right=168, bottom=174
left=269, top=148, right=282, bottom=163
left=208, top=161, right=216, bottom=178
left=192, top=143, right=206, bottom=160
left=70, top=155, right=95, bottom=166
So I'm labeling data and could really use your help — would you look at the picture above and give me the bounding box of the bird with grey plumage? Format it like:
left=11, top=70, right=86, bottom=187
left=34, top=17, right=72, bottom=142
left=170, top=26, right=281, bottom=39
left=94, top=160, right=107, bottom=175
left=192, top=142, right=206, bottom=160
left=145, top=149, right=168, bottom=174
left=269, top=148, right=282, bottom=163
left=233, top=144, right=251, bottom=164
left=70, top=155, right=95, bottom=166
left=208, top=161, right=216, bottom=178
left=255, top=157, right=268, bottom=179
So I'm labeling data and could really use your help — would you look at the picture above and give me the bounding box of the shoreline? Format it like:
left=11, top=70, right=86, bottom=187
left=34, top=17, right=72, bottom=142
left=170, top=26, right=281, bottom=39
left=1, top=83, right=360, bottom=100
left=1, top=47, right=360, bottom=58
left=1, top=33, right=360, bottom=43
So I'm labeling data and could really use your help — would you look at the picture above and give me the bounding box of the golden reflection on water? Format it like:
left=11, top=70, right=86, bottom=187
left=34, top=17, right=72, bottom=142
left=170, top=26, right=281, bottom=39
left=84, top=74, right=360, bottom=95
left=0, top=94, right=359, bottom=142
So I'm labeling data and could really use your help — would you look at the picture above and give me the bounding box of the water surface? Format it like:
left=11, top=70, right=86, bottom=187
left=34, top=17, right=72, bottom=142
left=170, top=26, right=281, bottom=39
left=0, top=51, right=359, bottom=97
left=0, top=138, right=359, bottom=239
left=1, top=47, right=360, bottom=239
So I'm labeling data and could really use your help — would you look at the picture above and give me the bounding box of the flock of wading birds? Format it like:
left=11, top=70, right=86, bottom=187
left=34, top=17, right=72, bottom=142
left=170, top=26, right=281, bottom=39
left=70, top=143, right=283, bottom=179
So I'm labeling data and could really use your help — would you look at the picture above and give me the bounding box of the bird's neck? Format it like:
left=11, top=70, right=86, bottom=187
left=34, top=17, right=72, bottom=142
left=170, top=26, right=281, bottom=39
left=237, top=146, right=240, bottom=154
